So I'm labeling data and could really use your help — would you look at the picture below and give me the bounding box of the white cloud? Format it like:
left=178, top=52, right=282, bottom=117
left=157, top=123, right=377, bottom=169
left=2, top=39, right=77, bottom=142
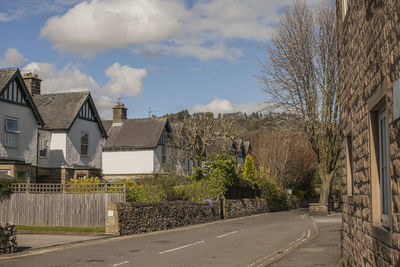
left=104, top=63, right=146, bottom=97
left=40, top=0, right=182, bottom=57
left=0, top=48, right=27, bottom=66
left=193, top=97, right=263, bottom=116
left=91, top=94, right=116, bottom=120
left=22, top=61, right=146, bottom=119
left=40, top=0, right=319, bottom=60
left=22, top=62, right=99, bottom=93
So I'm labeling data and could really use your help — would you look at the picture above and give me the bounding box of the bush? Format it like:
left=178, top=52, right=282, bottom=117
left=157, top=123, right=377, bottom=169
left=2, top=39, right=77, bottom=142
left=257, top=178, right=288, bottom=211
left=0, top=178, right=13, bottom=199
left=126, top=185, right=166, bottom=202
left=243, top=155, right=257, bottom=183
left=67, top=177, right=102, bottom=184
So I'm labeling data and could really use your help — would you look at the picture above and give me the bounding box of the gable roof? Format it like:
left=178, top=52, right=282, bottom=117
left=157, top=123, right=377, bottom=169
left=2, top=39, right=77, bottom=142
left=0, top=68, right=44, bottom=126
left=33, top=91, right=107, bottom=136
left=102, top=117, right=170, bottom=150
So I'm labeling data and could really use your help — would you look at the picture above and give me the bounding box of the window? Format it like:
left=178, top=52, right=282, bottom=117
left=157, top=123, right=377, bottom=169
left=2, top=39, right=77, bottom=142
left=81, top=132, right=89, bottom=156
left=0, top=170, right=11, bottom=177
left=39, top=138, right=48, bottom=157
left=5, top=118, right=18, bottom=147
left=162, top=146, right=166, bottom=164
left=17, top=171, right=28, bottom=182
left=76, top=173, right=86, bottom=179
left=378, top=110, right=390, bottom=227
left=370, top=104, right=391, bottom=230
left=345, top=133, right=353, bottom=196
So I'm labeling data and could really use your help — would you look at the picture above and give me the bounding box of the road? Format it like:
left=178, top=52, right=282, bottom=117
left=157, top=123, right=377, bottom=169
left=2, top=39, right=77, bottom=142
left=0, top=209, right=317, bottom=267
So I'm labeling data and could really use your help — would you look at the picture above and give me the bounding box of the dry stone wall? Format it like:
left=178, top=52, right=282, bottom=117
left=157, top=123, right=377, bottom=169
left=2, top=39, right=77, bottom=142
left=115, top=201, right=221, bottom=235
left=0, top=224, right=17, bottom=254
left=225, top=199, right=268, bottom=219
left=110, top=198, right=307, bottom=236
left=338, top=1, right=400, bottom=266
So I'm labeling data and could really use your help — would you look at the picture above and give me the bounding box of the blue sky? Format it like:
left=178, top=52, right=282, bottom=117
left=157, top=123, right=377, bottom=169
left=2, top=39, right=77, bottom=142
left=0, top=0, right=317, bottom=119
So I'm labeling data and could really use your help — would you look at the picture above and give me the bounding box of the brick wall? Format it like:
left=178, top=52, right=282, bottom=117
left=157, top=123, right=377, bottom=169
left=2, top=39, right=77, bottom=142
left=338, top=1, right=400, bottom=266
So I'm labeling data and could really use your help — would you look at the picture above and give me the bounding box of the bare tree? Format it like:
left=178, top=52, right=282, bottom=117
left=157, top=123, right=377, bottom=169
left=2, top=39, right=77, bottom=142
left=168, top=115, right=241, bottom=168
left=259, top=0, right=339, bottom=205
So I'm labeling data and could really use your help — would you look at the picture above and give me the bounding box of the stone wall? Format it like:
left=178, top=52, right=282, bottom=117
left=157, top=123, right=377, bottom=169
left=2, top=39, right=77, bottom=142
left=108, top=198, right=307, bottom=236
left=114, top=201, right=221, bottom=236
left=0, top=224, right=17, bottom=254
left=225, top=199, right=268, bottom=219
left=337, top=1, right=400, bottom=266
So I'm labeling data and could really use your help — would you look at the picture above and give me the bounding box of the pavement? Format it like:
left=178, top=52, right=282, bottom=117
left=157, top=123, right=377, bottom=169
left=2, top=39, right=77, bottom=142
left=16, top=234, right=107, bottom=251
left=0, top=210, right=342, bottom=267
left=270, top=213, right=342, bottom=267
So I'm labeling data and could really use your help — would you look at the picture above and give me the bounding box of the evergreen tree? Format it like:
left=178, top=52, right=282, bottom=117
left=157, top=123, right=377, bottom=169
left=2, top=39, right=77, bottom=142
left=243, top=154, right=257, bottom=183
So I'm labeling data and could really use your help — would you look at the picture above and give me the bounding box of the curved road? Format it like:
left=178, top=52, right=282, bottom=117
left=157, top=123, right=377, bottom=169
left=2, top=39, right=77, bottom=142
left=0, top=209, right=317, bottom=267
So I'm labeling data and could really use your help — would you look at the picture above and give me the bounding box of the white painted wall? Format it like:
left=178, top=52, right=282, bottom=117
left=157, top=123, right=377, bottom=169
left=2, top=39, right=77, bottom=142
left=67, top=118, right=103, bottom=169
left=48, top=132, right=67, bottom=167
left=0, top=101, right=38, bottom=164
left=102, top=150, right=155, bottom=174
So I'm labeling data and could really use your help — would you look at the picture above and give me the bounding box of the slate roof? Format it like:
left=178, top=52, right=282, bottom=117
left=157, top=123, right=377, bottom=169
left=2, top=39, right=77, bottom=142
left=33, top=91, right=89, bottom=130
left=0, top=68, right=17, bottom=90
left=102, top=117, right=170, bottom=150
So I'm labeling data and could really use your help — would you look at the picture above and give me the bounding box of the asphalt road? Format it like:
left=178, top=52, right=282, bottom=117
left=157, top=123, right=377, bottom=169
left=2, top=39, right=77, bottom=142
left=0, top=209, right=317, bottom=267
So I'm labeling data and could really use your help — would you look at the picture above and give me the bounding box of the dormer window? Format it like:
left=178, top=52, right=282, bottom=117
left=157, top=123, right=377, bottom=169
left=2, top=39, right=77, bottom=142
left=5, top=118, right=19, bottom=147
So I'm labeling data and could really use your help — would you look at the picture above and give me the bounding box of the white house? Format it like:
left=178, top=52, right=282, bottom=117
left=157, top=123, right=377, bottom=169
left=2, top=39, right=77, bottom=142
left=102, top=102, right=183, bottom=181
left=32, top=89, right=107, bottom=183
left=0, top=68, right=44, bottom=182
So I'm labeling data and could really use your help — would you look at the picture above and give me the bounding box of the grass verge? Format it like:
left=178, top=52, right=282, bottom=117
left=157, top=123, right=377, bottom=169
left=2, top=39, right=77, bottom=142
left=16, top=225, right=105, bottom=233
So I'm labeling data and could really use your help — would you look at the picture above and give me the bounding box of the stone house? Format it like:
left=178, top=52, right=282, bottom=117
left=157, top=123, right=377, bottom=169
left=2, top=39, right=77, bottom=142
left=0, top=68, right=44, bottom=182
left=338, top=1, right=400, bottom=266
left=205, top=137, right=252, bottom=167
left=102, top=102, right=181, bottom=181
left=32, top=90, right=107, bottom=183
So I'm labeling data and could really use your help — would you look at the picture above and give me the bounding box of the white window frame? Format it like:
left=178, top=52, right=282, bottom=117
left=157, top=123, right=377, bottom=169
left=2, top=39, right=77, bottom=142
left=378, top=110, right=390, bottom=227
left=5, top=117, right=19, bottom=147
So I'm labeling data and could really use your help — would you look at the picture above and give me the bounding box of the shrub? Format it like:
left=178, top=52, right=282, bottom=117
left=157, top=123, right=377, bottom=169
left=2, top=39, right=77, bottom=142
left=126, top=185, right=166, bottom=202
left=243, top=154, right=257, bottom=183
left=0, top=178, right=13, bottom=199
left=67, top=177, right=102, bottom=184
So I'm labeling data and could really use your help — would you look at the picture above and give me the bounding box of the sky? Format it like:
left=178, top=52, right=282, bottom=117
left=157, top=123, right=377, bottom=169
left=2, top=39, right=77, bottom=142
left=0, top=0, right=318, bottom=119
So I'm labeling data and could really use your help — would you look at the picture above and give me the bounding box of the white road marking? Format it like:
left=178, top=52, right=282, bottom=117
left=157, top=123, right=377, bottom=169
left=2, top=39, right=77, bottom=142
left=217, top=230, right=239, bottom=238
left=113, top=261, right=129, bottom=266
left=158, top=241, right=205, bottom=255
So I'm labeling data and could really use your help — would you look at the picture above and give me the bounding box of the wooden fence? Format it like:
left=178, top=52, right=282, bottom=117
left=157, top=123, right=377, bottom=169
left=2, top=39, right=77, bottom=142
left=0, top=183, right=126, bottom=228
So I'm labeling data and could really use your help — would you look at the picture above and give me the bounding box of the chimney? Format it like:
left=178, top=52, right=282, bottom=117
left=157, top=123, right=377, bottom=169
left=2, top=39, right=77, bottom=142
left=23, top=72, right=42, bottom=96
left=112, top=101, right=127, bottom=123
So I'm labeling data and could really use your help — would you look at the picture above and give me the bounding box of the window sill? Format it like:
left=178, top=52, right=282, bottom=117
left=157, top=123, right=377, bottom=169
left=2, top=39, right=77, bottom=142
left=371, top=223, right=392, bottom=247
left=4, top=146, right=18, bottom=149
